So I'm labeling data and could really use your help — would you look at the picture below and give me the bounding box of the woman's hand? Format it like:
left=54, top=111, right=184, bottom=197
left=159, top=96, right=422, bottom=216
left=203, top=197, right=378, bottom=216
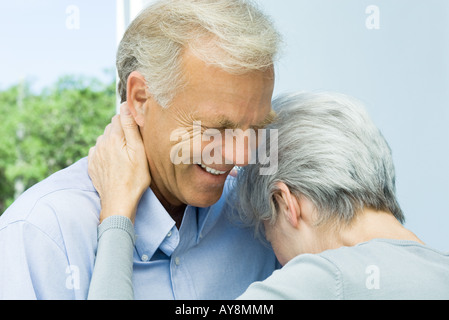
left=88, top=103, right=150, bottom=224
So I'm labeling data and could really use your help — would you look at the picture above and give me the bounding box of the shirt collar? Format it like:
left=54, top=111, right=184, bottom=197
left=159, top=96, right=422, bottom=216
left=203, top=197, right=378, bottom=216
left=134, top=177, right=235, bottom=260
left=134, top=188, right=178, bottom=260
left=195, top=176, right=236, bottom=244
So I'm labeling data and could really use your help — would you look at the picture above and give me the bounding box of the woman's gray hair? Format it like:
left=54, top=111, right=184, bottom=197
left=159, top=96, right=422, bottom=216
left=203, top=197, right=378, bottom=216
left=116, top=0, right=281, bottom=107
left=234, top=92, right=404, bottom=237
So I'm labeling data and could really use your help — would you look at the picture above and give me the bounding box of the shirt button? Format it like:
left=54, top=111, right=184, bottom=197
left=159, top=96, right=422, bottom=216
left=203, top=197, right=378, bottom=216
left=166, top=231, right=172, bottom=238
left=174, top=257, right=180, bottom=266
left=141, top=254, right=149, bottom=262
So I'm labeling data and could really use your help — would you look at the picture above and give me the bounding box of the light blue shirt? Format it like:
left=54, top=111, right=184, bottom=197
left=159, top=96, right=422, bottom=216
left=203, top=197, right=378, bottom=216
left=0, top=158, right=277, bottom=300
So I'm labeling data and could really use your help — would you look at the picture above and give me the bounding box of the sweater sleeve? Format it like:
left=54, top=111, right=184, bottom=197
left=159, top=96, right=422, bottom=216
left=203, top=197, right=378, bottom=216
left=88, top=215, right=136, bottom=300
left=237, top=253, right=342, bottom=300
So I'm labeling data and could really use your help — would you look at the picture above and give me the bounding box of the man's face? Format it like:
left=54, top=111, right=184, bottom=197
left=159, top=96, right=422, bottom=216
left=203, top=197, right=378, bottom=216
left=140, top=50, right=275, bottom=208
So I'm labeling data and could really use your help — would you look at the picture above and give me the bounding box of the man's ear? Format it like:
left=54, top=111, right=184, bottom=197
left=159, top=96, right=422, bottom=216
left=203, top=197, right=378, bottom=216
left=273, top=182, right=300, bottom=228
left=126, top=71, right=150, bottom=127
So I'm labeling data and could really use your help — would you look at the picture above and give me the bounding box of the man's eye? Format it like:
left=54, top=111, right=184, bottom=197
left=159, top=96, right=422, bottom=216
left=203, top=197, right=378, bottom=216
left=202, top=127, right=223, bottom=136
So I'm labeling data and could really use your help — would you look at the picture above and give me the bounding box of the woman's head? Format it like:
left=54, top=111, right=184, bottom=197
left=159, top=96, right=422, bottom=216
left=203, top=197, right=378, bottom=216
left=235, top=92, right=404, bottom=260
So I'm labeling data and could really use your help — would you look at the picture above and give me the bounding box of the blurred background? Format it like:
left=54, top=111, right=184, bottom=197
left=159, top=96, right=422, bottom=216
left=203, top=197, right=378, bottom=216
left=0, top=0, right=448, bottom=251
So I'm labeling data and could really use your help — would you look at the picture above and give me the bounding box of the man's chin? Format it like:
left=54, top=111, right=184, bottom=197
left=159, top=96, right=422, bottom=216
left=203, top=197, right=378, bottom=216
left=185, top=188, right=225, bottom=208
left=178, top=164, right=230, bottom=207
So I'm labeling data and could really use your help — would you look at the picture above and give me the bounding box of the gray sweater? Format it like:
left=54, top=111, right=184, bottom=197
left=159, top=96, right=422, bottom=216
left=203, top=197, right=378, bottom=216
left=88, top=215, right=449, bottom=300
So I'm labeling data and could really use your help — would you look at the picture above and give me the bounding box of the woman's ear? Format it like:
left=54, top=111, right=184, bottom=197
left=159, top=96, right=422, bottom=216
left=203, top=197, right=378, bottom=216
left=126, top=71, right=150, bottom=127
left=273, top=182, right=300, bottom=228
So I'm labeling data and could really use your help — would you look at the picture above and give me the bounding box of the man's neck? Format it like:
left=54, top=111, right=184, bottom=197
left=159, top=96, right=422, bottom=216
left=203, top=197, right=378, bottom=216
left=150, top=182, right=186, bottom=229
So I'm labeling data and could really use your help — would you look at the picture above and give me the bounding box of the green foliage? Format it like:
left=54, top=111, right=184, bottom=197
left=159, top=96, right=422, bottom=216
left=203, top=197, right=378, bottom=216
left=0, top=74, right=116, bottom=213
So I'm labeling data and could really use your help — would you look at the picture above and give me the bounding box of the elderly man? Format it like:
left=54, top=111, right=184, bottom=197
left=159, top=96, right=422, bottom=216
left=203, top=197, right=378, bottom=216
left=0, top=0, right=281, bottom=299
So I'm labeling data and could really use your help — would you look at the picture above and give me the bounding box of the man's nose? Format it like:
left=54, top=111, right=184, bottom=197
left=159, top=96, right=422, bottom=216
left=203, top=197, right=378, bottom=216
left=222, top=129, right=257, bottom=167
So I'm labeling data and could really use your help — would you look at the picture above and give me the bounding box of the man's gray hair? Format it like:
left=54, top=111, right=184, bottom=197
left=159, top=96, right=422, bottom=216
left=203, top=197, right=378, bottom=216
left=116, top=0, right=281, bottom=107
left=234, top=92, right=404, bottom=237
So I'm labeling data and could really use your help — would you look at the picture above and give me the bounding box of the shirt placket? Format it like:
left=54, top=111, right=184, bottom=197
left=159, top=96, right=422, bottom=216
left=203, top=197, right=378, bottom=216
left=170, top=206, right=199, bottom=299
